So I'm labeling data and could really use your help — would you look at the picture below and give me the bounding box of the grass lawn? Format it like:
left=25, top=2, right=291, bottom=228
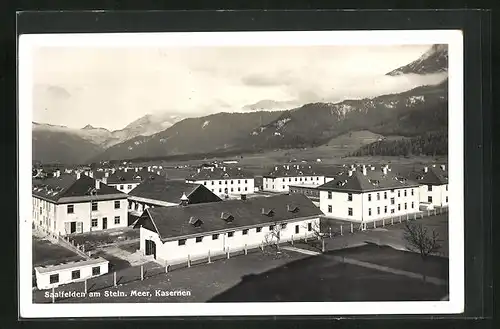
left=33, top=237, right=84, bottom=267
left=68, top=227, right=140, bottom=251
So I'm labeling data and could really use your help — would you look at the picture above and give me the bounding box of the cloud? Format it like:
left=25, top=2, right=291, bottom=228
left=242, top=99, right=300, bottom=111
left=46, top=85, right=71, bottom=99
left=241, top=71, right=293, bottom=87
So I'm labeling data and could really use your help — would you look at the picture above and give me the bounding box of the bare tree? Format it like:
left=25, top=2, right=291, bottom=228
left=301, top=221, right=325, bottom=251
left=263, top=222, right=283, bottom=253
left=403, top=221, right=441, bottom=261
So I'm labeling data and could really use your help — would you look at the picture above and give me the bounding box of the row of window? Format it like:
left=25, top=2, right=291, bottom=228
left=268, top=177, right=320, bottom=183
left=327, top=189, right=416, bottom=201
left=49, top=266, right=101, bottom=284
left=211, top=187, right=248, bottom=193
left=177, top=223, right=314, bottom=246
left=327, top=202, right=416, bottom=216
left=204, top=179, right=249, bottom=186
left=117, top=184, right=134, bottom=191
left=91, top=216, right=121, bottom=227
left=67, top=201, right=121, bottom=214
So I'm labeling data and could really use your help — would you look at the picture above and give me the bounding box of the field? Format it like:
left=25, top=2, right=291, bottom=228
left=33, top=236, right=84, bottom=267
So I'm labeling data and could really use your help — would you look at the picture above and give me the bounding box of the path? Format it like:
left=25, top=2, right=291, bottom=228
left=282, top=246, right=448, bottom=286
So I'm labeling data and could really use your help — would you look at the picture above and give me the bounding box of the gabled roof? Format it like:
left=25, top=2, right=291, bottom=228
left=128, top=178, right=218, bottom=204
left=263, top=164, right=329, bottom=178
left=107, top=169, right=162, bottom=184
left=318, top=170, right=420, bottom=193
left=408, top=166, right=448, bottom=186
left=32, top=175, right=127, bottom=203
left=187, top=166, right=254, bottom=181
left=136, top=194, right=323, bottom=241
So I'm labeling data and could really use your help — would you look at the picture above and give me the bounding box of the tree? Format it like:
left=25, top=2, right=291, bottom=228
left=262, top=222, right=284, bottom=253
left=403, top=221, right=441, bottom=281
left=302, top=220, right=326, bottom=252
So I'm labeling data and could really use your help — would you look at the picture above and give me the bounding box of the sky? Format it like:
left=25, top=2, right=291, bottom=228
left=32, top=44, right=447, bottom=131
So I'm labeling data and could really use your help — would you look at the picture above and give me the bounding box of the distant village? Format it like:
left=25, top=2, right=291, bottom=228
left=31, top=159, right=448, bottom=291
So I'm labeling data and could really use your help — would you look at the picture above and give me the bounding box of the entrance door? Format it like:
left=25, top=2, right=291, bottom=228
left=102, top=217, right=107, bottom=229
left=145, top=240, right=156, bottom=259
left=70, top=222, right=77, bottom=234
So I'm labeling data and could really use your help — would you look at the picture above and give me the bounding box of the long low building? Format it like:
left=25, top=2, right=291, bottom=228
left=32, top=173, right=128, bottom=235
left=134, top=194, right=323, bottom=265
left=408, top=165, right=449, bottom=208
left=263, top=164, right=334, bottom=193
left=317, top=165, right=421, bottom=223
left=186, top=165, right=255, bottom=198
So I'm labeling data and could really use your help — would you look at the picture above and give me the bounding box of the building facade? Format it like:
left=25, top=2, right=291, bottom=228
left=263, top=164, right=334, bottom=193
left=186, top=165, right=255, bottom=198
left=410, top=165, right=449, bottom=208
left=135, top=194, right=323, bottom=265
left=318, top=165, right=421, bottom=223
left=32, top=174, right=128, bottom=235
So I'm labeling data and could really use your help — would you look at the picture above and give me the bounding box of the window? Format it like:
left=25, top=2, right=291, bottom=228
left=308, top=223, right=312, bottom=231
left=127, top=185, right=132, bottom=190
left=428, top=196, right=433, bottom=203
left=256, top=227, right=262, bottom=233
left=446, top=185, right=448, bottom=191
left=231, top=180, right=234, bottom=185
left=368, top=194, right=371, bottom=201
left=390, top=198, right=395, bottom=205
left=397, top=190, right=401, bottom=197
left=242, top=229, right=248, bottom=235
left=114, top=201, right=120, bottom=209
left=368, top=208, right=372, bottom=216
left=347, top=193, right=353, bottom=201
left=377, top=207, right=380, bottom=215
left=120, top=185, right=124, bottom=190
left=384, top=206, right=388, bottom=213
left=328, top=205, right=332, bottom=213
left=348, top=208, right=353, bottom=216
left=245, top=180, right=248, bottom=183
left=404, top=190, right=407, bottom=197
left=212, top=234, right=219, bottom=240
left=219, top=181, right=222, bottom=185
left=295, top=225, right=299, bottom=234
left=428, top=185, right=432, bottom=192
left=178, top=239, right=186, bottom=246
left=135, top=203, right=138, bottom=211
left=231, top=188, right=234, bottom=192
left=446, top=196, right=448, bottom=202
left=228, top=231, right=234, bottom=237
left=203, top=182, right=206, bottom=185
left=391, top=209, right=395, bottom=214
left=92, top=266, right=100, bottom=276
left=398, top=204, right=401, bottom=211
left=328, top=191, right=332, bottom=199
left=295, top=178, right=297, bottom=181
left=412, top=202, right=415, bottom=209
left=281, top=223, right=287, bottom=229
left=219, top=188, right=222, bottom=192
left=411, top=189, right=414, bottom=196
left=196, top=236, right=203, bottom=243
left=114, top=216, right=120, bottom=224
left=67, top=205, right=74, bottom=214
left=238, top=187, right=241, bottom=191
left=317, top=177, right=319, bottom=180
left=49, top=274, right=59, bottom=284
left=404, top=203, right=407, bottom=210
left=391, top=189, right=395, bottom=193
left=245, top=187, right=248, bottom=191
left=269, top=225, right=275, bottom=231
left=238, top=180, right=241, bottom=184
left=225, top=181, right=228, bottom=185
left=384, top=192, right=388, bottom=199
left=300, top=178, right=303, bottom=181
left=91, top=219, right=98, bottom=227
left=71, top=270, right=80, bottom=280
left=92, top=202, right=98, bottom=211
left=282, top=186, right=285, bottom=190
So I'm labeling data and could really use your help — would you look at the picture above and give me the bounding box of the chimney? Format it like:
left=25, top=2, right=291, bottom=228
left=148, top=166, right=152, bottom=172
left=261, top=208, right=266, bottom=214
left=286, top=165, right=289, bottom=170
left=348, top=170, right=353, bottom=177
left=424, top=166, right=428, bottom=173
left=89, top=171, right=94, bottom=178
left=180, top=193, right=189, bottom=206
left=95, top=180, right=101, bottom=190
left=362, top=166, right=367, bottom=176
left=371, top=166, right=375, bottom=171
left=382, top=166, right=388, bottom=175
left=157, top=171, right=161, bottom=175
left=440, top=164, right=446, bottom=171
left=220, top=212, right=225, bottom=219
left=223, top=167, right=226, bottom=172
left=105, top=172, right=109, bottom=178
left=135, top=167, right=139, bottom=172
left=241, top=194, right=247, bottom=201
left=210, top=167, right=214, bottom=172
left=124, top=168, right=128, bottom=173
left=275, top=166, right=278, bottom=171
left=197, top=168, right=201, bottom=173
left=55, top=170, right=60, bottom=177
left=76, top=172, right=81, bottom=180
left=102, top=177, right=107, bottom=185
left=111, top=168, right=116, bottom=174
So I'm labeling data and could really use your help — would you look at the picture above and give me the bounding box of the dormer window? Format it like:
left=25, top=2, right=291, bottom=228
left=220, top=212, right=234, bottom=222
left=261, top=208, right=275, bottom=217
left=189, top=216, right=203, bottom=227
left=287, top=205, right=299, bottom=213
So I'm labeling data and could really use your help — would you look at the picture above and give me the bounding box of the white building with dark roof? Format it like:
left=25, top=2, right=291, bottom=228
left=409, top=164, right=449, bottom=208
left=262, top=164, right=334, bottom=193
left=32, top=173, right=128, bottom=235
left=318, top=165, right=421, bottom=223
left=186, top=165, right=255, bottom=198
left=134, top=194, right=323, bottom=265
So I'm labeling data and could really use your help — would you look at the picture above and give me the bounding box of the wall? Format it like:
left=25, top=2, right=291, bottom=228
left=35, top=261, right=109, bottom=290
left=32, top=196, right=57, bottom=232
left=263, top=176, right=326, bottom=192
left=319, top=187, right=420, bottom=222
left=418, top=184, right=448, bottom=207
left=194, top=178, right=255, bottom=197
left=54, top=199, right=128, bottom=235
left=140, top=217, right=320, bottom=265
left=108, top=182, right=140, bottom=194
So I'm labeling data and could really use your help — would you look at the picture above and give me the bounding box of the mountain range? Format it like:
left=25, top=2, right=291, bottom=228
left=32, top=44, right=448, bottom=164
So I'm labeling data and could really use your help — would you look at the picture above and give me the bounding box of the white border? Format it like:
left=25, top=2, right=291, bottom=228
left=18, top=30, right=464, bottom=318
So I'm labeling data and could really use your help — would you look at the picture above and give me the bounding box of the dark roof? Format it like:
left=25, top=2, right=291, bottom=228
left=107, top=169, right=162, bottom=184
left=408, top=166, right=448, bottom=186
left=187, top=166, right=254, bottom=180
left=138, top=194, right=323, bottom=240
left=129, top=178, right=202, bottom=204
left=318, top=169, right=420, bottom=193
left=32, top=175, right=127, bottom=203
left=263, top=164, right=325, bottom=178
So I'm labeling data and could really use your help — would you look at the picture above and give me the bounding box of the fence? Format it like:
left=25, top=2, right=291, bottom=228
left=323, top=206, right=449, bottom=238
